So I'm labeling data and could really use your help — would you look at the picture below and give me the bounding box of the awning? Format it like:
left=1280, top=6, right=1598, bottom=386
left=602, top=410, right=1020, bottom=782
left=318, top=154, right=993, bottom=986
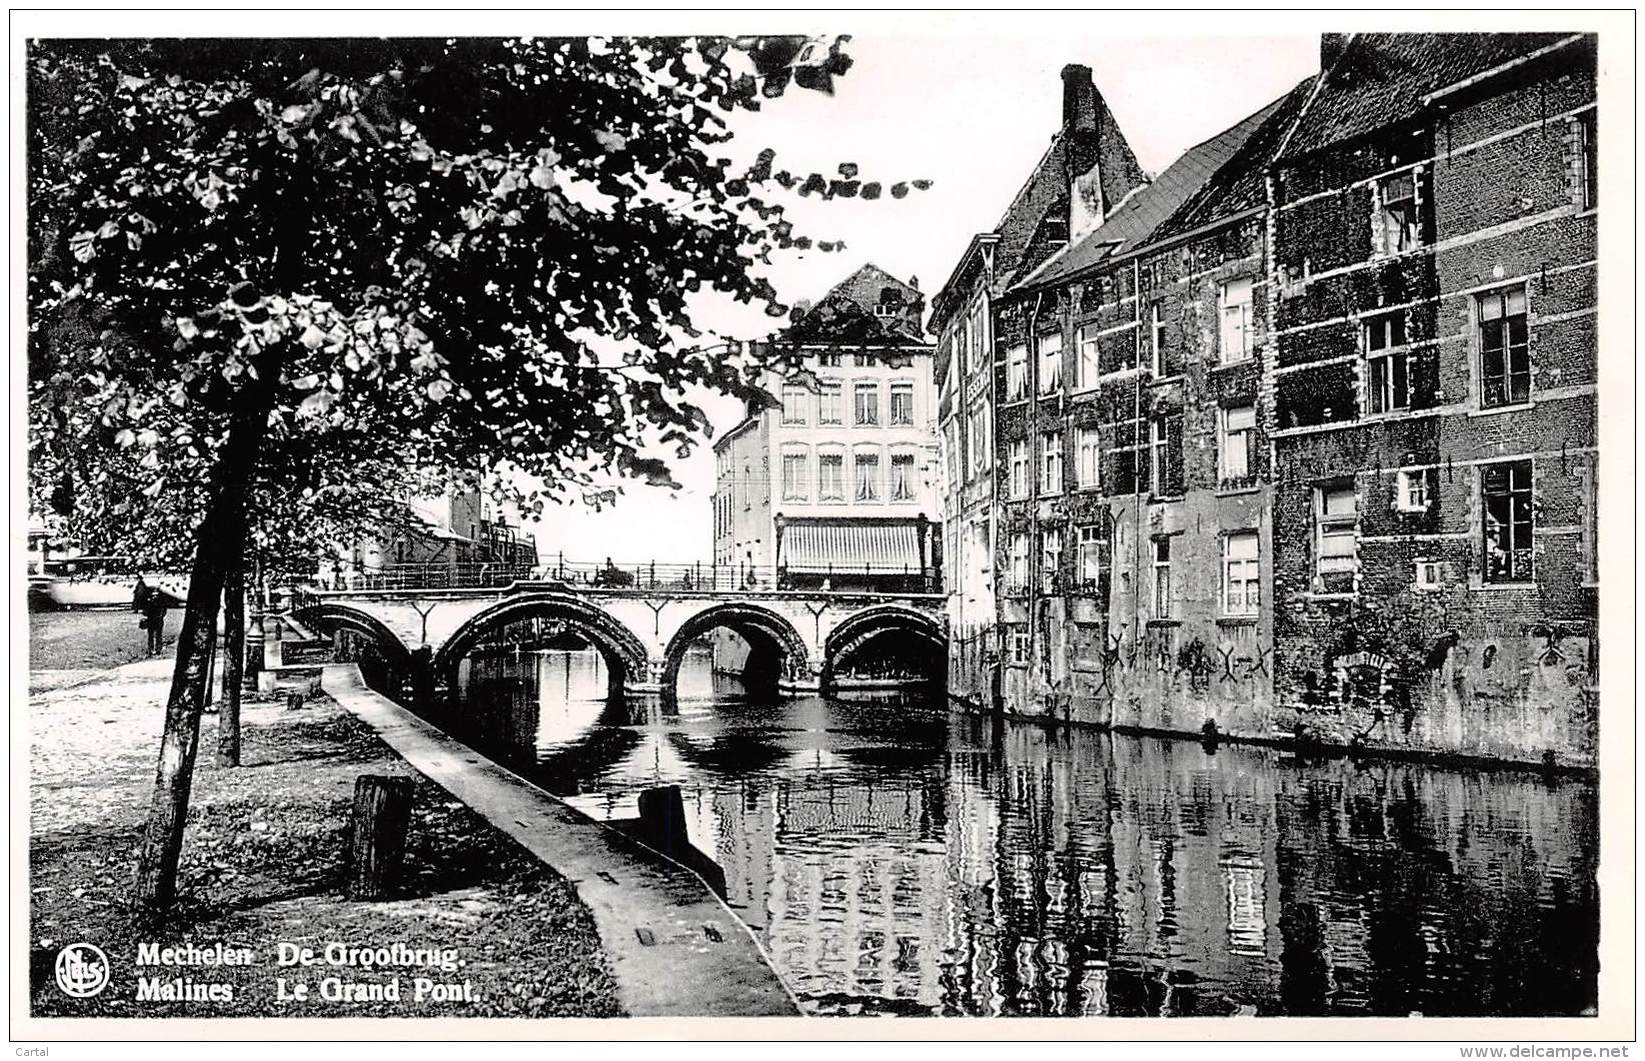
left=783, top=521, right=923, bottom=574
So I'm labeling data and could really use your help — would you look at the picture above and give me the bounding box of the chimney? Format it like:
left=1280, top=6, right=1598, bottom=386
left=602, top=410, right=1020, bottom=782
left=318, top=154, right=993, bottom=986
left=1062, top=63, right=1105, bottom=244
left=1061, top=63, right=1098, bottom=134
left=1321, top=33, right=1350, bottom=69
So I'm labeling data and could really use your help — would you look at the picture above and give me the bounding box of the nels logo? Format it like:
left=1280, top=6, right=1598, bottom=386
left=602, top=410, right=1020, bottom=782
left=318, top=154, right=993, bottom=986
left=54, top=943, right=110, bottom=998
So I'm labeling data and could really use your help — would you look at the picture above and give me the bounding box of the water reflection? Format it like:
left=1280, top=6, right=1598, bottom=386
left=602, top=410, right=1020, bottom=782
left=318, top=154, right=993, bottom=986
left=437, top=645, right=1598, bottom=1017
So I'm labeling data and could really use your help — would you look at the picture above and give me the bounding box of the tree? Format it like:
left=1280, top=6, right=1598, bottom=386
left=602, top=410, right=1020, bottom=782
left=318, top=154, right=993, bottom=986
left=28, top=35, right=926, bottom=925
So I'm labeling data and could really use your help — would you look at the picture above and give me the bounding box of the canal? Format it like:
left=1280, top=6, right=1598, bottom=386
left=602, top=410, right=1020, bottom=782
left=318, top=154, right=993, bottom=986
left=428, top=644, right=1599, bottom=1018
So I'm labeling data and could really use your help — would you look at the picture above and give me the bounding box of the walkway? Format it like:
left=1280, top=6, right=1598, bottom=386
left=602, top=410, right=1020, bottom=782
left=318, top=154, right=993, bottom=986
left=319, top=664, right=800, bottom=1017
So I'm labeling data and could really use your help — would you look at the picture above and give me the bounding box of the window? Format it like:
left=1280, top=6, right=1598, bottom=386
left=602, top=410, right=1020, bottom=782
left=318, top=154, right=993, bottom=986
left=1078, top=524, right=1107, bottom=592
left=1414, top=559, right=1443, bottom=591
left=818, top=453, right=845, bottom=502
left=854, top=450, right=880, bottom=502
left=852, top=354, right=874, bottom=368
left=967, top=300, right=988, bottom=374
left=1152, top=538, right=1172, bottom=618
left=1075, top=325, right=1100, bottom=390
left=781, top=382, right=809, bottom=425
left=781, top=451, right=808, bottom=501
left=1008, top=532, right=1030, bottom=592
left=1376, top=171, right=1420, bottom=255
left=944, top=421, right=960, bottom=485
left=819, top=382, right=843, bottom=425
left=1478, top=286, right=1530, bottom=408
left=889, top=382, right=915, bottom=426
left=1219, top=277, right=1253, bottom=363
left=1223, top=532, right=1259, bottom=616
left=1482, top=460, right=1533, bottom=583
left=890, top=453, right=916, bottom=502
left=1007, top=625, right=1029, bottom=664
left=1149, top=415, right=1180, bottom=496
left=969, top=406, right=991, bottom=473
left=1039, top=431, right=1062, bottom=495
left=1149, top=302, right=1167, bottom=376
left=1219, top=405, right=1256, bottom=483
left=1578, top=111, right=1597, bottom=210
left=1040, top=527, right=1062, bottom=594
left=1396, top=469, right=1431, bottom=512
left=1315, top=482, right=1359, bottom=580
left=1076, top=426, right=1101, bottom=489
left=1037, top=332, right=1063, bottom=395
left=1006, top=343, right=1029, bottom=400
left=854, top=383, right=880, bottom=426
left=1364, top=311, right=1410, bottom=415
left=817, top=353, right=842, bottom=368
left=1008, top=439, right=1029, bottom=499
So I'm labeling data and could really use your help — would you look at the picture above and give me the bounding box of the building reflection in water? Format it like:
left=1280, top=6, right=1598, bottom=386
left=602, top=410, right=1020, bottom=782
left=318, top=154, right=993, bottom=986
left=443, top=640, right=1598, bottom=1018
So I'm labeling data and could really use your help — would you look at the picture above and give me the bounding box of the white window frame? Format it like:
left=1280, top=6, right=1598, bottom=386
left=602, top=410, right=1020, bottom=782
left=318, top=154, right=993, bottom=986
left=1078, top=524, right=1105, bottom=591
left=1076, top=324, right=1100, bottom=391
left=1222, top=531, right=1260, bottom=617
left=1315, top=482, right=1359, bottom=579
left=817, top=450, right=846, bottom=503
left=781, top=447, right=809, bottom=501
left=889, top=381, right=915, bottom=427
left=818, top=381, right=843, bottom=425
left=1375, top=171, right=1421, bottom=256
left=780, top=382, right=809, bottom=426
left=1364, top=311, right=1411, bottom=416
left=1152, top=537, right=1172, bottom=619
left=1413, top=558, right=1443, bottom=592
left=1008, top=439, right=1029, bottom=500
left=1037, top=332, right=1063, bottom=396
left=1149, top=301, right=1167, bottom=376
left=1006, top=343, right=1029, bottom=401
left=1219, top=404, right=1256, bottom=483
left=889, top=451, right=917, bottom=503
left=853, top=447, right=881, bottom=502
left=1149, top=416, right=1171, bottom=495
left=1008, top=532, right=1030, bottom=593
left=1396, top=469, right=1431, bottom=512
left=1076, top=426, right=1101, bottom=489
left=1218, top=277, right=1254, bottom=364
left=1039, top=430, right=1063, bottom=496
left=1040, top=526, right=1062, bottom=594
left=853, top=382, right=880, bottom=426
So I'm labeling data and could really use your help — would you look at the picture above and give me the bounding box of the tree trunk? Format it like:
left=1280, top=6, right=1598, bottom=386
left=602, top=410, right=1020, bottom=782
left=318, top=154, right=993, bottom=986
left=217, top=551, right=245, bottom=767
left=129, top=400, right=270, bottom=928
left=346, top=775, right=413, bottom=901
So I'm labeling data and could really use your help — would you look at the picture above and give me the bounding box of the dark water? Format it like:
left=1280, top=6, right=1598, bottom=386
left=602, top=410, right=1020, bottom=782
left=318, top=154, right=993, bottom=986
left=437, top=646, right=1599, bottom=1018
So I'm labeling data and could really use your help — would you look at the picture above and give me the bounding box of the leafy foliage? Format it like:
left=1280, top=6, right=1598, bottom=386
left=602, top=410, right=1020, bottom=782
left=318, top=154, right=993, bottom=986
left=29, top=36, right=929, bottom=531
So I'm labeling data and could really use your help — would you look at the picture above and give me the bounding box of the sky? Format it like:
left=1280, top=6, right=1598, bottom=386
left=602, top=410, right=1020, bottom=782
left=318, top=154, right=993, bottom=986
left=526, top=32, right=1322, bottom=565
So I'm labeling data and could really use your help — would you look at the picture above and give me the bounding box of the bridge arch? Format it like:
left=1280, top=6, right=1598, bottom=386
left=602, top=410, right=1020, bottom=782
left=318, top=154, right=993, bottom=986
left=433, top=592, right=650, bottom=698
left=661, top=602, right=810, bottom=698
left=295, top=603, right=418, bottom=701
left=822, top=604, right=947, bottom=692
left=296, top=603, right=415, bottom=667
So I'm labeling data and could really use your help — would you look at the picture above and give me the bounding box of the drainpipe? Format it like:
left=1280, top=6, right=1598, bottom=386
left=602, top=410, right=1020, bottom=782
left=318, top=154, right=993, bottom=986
left=1027, top=290, right=1045, bottom=693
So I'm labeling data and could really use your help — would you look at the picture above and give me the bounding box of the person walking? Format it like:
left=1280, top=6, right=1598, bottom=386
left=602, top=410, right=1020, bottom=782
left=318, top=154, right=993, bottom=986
left=134, top=579, right=170, bottom=656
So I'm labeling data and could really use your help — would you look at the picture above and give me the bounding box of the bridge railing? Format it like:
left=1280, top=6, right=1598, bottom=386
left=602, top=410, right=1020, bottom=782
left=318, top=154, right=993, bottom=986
left=308, top=558, right=941, bottom=596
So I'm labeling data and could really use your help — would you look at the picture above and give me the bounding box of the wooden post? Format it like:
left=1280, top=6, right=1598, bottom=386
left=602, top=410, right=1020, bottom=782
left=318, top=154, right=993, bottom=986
left=637, top=784, right=687, bottom=854
left=346, top=775, right=414, bottom=901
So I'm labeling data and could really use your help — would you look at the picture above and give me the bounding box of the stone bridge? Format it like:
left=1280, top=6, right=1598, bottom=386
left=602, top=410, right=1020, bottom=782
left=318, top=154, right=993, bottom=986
left=290, top=581, right=947, bottom=699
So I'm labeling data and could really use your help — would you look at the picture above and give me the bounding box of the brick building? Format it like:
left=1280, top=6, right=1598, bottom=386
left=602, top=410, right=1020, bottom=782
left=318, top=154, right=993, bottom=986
left=932, top=63, right=1147, bottom=706
left=1266, top=33, right=1597, bottom=764
left=935, top=33, right=1599, bottom=767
